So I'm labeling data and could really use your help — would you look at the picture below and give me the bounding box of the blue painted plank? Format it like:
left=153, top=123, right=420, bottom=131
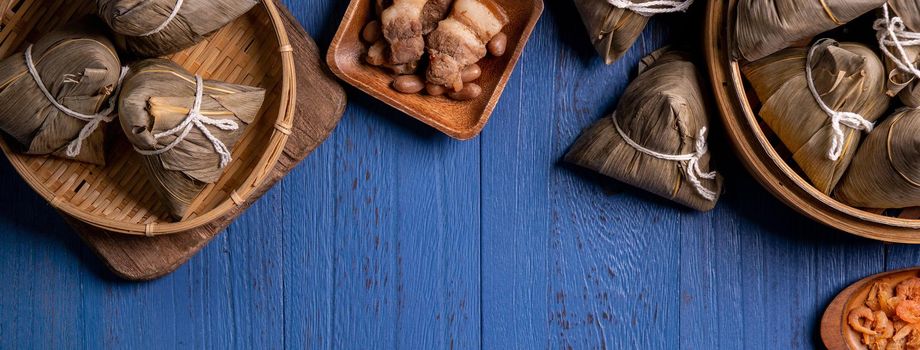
left=293, top=0, right=481, bottom=345
left=392, top=136, right=481, bottom=350
left=0, top=1, right=914, bottom=349
left=479, top=2, right=693, bottom=348
left=678, top=204, right=743, bottom=350
left=279, top=141, right=337, bottom=350
left=225, top=190, right=286, bottom=349
left=280, top=2, right=343, bottom=349
left=681, top=168, right=885, bottom=350
left=321, top=84, right=481, bottom=348
left=480, top=3, right=559, bottom=348
left=0, top=158, right=243, bottom=350
left=889, top=246, right=920, bottom=270
left=552, top=17, right=685, bottom=350
left=739, top=196, right=818, bottom=350
left=327, top=97, right=399, bottom=349
left=0, top=159, right=88, bottom=349
left=177, top=234, right=236, bottom=350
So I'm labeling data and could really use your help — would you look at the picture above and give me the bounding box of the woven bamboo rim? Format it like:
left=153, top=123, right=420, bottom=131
left=706, top=0, right=920, bottom=243
left=0, top=0, right=296, bottom=236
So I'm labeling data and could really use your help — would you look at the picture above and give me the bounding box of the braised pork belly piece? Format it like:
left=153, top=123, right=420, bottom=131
left=426, top=0, right=508, bottom=92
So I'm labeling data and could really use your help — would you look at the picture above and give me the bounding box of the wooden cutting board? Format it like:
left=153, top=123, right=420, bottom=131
left=63, top=2, right=347, bottom=281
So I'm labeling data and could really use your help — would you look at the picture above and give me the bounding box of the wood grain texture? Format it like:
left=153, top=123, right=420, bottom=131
left=0, top=0, right=917, bottom=349
left=820, top=268, right=920, bottom=350
left=327, top=0, right=543, bottom=140
left=0, top=0, right=301, bottom=236
left=705, top=0, right=920, bottom=242
left=68, top=0, right=346, bottom=280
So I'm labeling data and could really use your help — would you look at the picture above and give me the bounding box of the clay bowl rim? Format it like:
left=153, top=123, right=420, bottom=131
left=820, top=268, right=920, bottom=350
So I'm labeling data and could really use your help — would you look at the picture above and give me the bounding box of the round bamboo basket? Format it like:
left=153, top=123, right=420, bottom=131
left=705, top=0, right=920, bottom=243
left=0, top=0, right=296, bottom=236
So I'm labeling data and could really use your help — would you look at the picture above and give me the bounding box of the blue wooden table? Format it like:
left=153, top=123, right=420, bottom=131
left=0, top=1, right=912, bottom=349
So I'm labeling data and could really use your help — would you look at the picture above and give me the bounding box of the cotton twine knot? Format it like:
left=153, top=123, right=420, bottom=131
left=805, top=38, right=874, bottom=162
left=134, top=75, right=239, bottom=169
left=24, top=45, right=128, bottom=159
left=874, top=4, right=920, bottom=82
left=607, top=0, right=694, bottom=16
left=613, top=115, right=718, bottom=201
left=140, top=0, right=183, bottom=37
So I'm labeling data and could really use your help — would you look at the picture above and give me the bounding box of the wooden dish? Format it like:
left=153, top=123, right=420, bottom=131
left=821, top=268, right=920, bottom=350
left=705, top=0, right=920, bottom=243
left=65, top=1, right=345, bottom=281
left=0, top=0, right=297, bottom=236
left=327, top=0, right=543, bottom=140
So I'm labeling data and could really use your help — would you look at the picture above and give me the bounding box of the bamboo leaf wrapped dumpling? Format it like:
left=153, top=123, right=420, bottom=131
left=889, top=0, right=920, bottom=31
left=574, top=0, right=693, bottom=65
left=834, top=108, right=920, bottom=209
left=574, top=0, right=648, bottom=65
left=735, top=0, right=886, bottom=62
left=876, top=2, right=920, bottom=107
left=0, top=19, right=123, bottom=165
left=119, top=59, right=265, bottom=220
left=742, top=40, right=889, bottom=194
left=565, top=49, right=722, bottom=211
left=97, top=0, right=260, bottom=57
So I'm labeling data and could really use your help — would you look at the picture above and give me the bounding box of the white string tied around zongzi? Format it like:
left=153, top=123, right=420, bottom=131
left=607, top=0, right=694, bottom=16
left=135, top=75, right=239, bottom=169
left=24, top=45, right=129, bottom=159
left=874, top=4, right=920, bottom=81
left=140, top=0, right=184, bottom=36
left=613, top=115, right=718, bottom=201
left=805, top=39, right=874, bottom=162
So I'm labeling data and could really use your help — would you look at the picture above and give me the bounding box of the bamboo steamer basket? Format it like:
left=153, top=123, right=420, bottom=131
left=705, top=0, right=920, bottom=243
left=0, top=0, right=296, bottom=236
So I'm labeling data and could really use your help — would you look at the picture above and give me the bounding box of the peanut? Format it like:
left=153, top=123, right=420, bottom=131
left=461, top=64, right=482, bottom=83
left=487, top=33, right=508, bottom=57
left=392, top=75, right=425, bottom=94
left=363, top=21, right=382, bottom=43
left=426, top=83, right=447, bottom=96
left=448, top=83, right=482, bottom=101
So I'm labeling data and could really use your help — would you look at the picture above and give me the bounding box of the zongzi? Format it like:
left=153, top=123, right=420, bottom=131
left=876, top=2, right=920, bottom=108
left=97, top=0, right=260, bottom=57
left=574, top=0, right=693, bottom=65
left=835, top=108, right=920, bottom=209
left=742, top=39, right=889, bottom=194
left=565, top=49, right=722, bottom=211
left=0, top=19, right=123, bottom=165
left=119, top=59, right=265, bottom=220
left=889, top=0, right=920, bottom=31
left=426, top=0, right=509, bottom=92
left=735, top=0, right=886, bottom=62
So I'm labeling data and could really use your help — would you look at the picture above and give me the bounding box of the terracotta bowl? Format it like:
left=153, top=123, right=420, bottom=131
left=821, top=268, right=920, bottom=350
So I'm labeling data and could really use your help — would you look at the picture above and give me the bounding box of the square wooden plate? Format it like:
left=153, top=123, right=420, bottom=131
left=327, top=0, right=544, bottom=140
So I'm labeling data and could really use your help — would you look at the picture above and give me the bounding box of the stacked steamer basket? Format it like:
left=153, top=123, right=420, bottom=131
left=705, top=0, right=920, bottom=243
left=0, top=0, right=296, bottom=236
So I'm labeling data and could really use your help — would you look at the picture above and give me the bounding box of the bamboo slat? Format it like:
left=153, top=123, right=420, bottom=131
left=705, top=0, right=920, bottom=243
left=0, top=0, right=296, bottom=236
